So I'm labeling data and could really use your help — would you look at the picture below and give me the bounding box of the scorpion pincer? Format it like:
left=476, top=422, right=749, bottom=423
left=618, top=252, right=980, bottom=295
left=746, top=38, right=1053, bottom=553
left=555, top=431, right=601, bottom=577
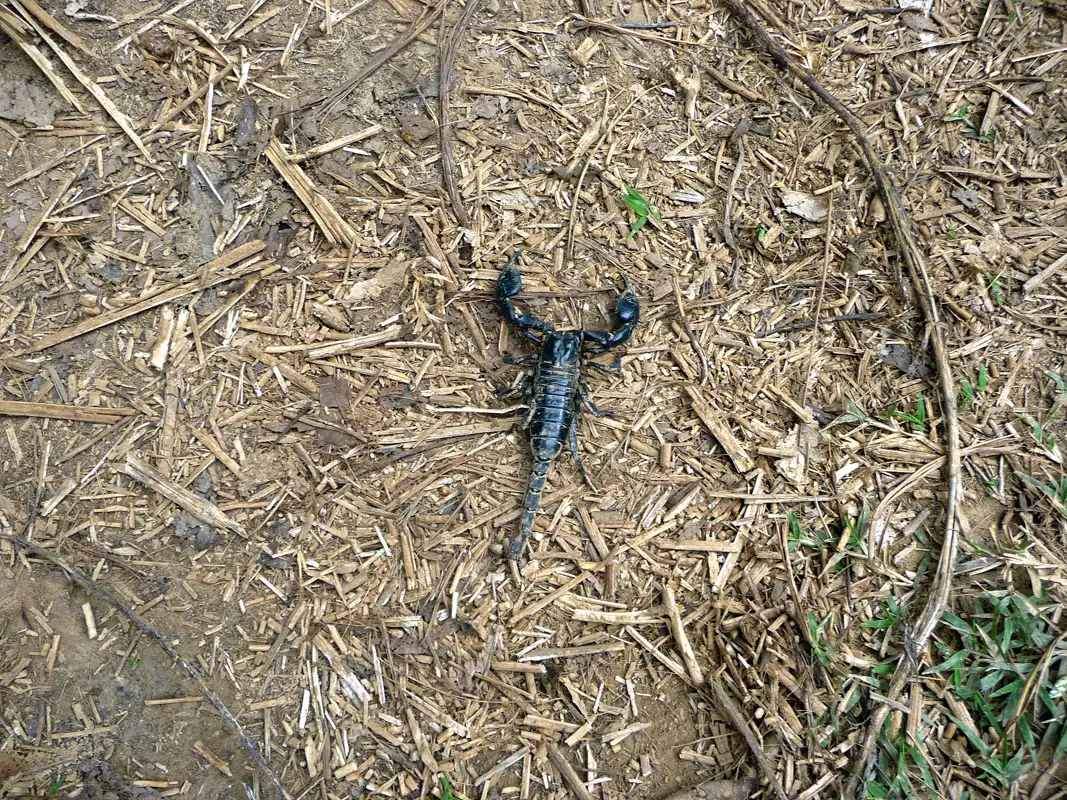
left=496, top=253, right=639, bottom=559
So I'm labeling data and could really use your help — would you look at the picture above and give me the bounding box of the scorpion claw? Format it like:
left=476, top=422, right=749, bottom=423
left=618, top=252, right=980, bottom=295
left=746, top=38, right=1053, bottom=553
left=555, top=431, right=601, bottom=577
left=497, top=262, right=523, bottom=300
left=616, top=290, right=639, bottom=325
left=498, top=255, right=553, bottom=341
left=615, top=273, right=639, bottom=325
left=582, top=276, right=640, bottom=353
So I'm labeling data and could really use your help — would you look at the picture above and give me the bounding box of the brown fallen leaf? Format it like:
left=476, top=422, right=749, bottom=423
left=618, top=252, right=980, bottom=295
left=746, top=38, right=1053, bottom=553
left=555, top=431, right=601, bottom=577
left=312, top=301, right=350, bottom=331
left=346, top=259, right=409, bottom=303
left=318, top=375, right=353, bottom=412
left=378, top=386, right=422, bottom=410
left=398, top=111, right=436, bottom=141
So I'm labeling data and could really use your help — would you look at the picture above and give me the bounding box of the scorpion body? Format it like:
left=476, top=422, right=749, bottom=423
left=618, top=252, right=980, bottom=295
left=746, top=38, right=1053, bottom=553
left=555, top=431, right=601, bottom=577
left=496, top=254, right=639, bottom=559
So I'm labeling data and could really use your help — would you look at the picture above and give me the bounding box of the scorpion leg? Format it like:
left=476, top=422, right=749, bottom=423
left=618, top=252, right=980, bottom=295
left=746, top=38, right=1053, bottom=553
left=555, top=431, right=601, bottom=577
left=498, top=255, right=555, bottom=344
left=497, top=373, right=535, bottom=429
left=520, top=394, right=536, bottom=429
left=582, top=273, right=640, bottom=355
left=496, top=349, right=535, bottom=392
left=568, top=412, right=595, bottom=488
left=503, top=353, right=538, bottom=366
left=578, top=375, right=614, bottom=418
left=585, top=355, right=622, bottom=373
left=497, top=356, right=536, bottom=399
left=498, top=381, right=535, bottom=431
left=495, top=370, right=533, bottom=401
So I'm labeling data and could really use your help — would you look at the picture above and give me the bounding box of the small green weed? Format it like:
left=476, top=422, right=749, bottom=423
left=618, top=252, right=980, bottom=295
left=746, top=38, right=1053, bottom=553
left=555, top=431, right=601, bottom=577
left=839, top=506, right=869, bottom=552
left=943, top=102, right=996, bottom=142
left=620, top=183, right=661, bottom=240
left=857, top=661, right=918, bottom=798
left=862, top=596, right=902, bottom=632
left=46, top=778, right=64, bottom=797
left=986, top=273, right=1005, bottom=305
left=787, top=509, right=867, bottom=560
left=808, top=612, right=835, bottom=668
left=787, top=510, right=831, bottom=551
left=1019, top=473, right=1067, bottom=518
left=1013, top=374, right=1067, bottom=497
left=1017, top=412, right=1061, bottom=462
left=440, top=774, right=457, bottom=800
left=866, top=719, right=936, bottom=799
left=890, top=393, right=927, bottom=432
left=842, top=397, right=872, bottom=424
left=959, top=364, right=989, bottom=411
left=927, top=593, right=1067, bottom=792
left=943, top=103, right=975, bottom=126
left=1046, top=370, right=1067, bottom=420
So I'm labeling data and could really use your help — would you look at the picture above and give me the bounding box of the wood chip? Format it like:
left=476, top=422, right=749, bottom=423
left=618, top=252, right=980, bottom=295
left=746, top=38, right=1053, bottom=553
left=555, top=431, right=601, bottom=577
left=15, top=6, right=151, bottom=159
left=546, top=742, right=595, bottom=800
left=519, top=642, right=626, bottom=661
left=264, top=138, right=356, bottom=245
left=684, top=386, right=754, bottom=472
left=123, top=454, right=245, bottom=537
left=14, top=241, right=268, bottom=355
left=0, top=400, right=136, bottom=424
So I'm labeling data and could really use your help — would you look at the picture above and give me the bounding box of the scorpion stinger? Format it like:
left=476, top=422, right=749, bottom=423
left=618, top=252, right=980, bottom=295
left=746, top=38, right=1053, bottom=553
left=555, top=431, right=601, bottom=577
left=495, top=257, right=640, bottom=560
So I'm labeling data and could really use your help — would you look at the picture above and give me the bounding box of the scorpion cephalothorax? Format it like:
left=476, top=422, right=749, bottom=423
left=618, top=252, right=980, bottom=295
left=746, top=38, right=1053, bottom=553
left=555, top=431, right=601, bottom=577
left=496, top=253, right=639, bottom=559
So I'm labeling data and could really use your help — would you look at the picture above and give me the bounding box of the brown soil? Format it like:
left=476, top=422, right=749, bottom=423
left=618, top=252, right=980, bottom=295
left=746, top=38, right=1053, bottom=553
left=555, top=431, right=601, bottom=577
left=1, top=0, right=1066, bottom=799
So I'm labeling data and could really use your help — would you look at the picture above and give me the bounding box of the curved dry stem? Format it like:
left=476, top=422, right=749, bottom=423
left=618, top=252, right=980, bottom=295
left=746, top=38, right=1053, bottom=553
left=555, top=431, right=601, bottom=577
left=719, top=0, right=962, bottom=793
left=305, top=1, right=447, bottom=120
left=439, top=0, right=483, bottom=227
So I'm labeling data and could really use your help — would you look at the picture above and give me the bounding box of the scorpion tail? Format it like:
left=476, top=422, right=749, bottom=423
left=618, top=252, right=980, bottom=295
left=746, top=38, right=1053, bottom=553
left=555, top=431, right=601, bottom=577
left=509, top=457, right=551, bottom=559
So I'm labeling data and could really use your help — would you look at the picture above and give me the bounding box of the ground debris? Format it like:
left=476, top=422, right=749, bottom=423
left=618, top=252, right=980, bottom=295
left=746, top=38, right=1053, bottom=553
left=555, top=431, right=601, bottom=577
left=0, top=0, right=1063, bottom=797
left=81, top=759, right=164, bottom=800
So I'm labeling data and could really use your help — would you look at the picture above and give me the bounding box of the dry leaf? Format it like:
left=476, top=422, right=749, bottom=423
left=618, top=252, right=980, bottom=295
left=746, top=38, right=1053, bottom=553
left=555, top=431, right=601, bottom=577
left=661, top=777, right=757, bottom=800
left=318, top=376, right=352, bottom=412
left=398, top=112, right=435, bottom=141
left=780, top=190, right=828, bottom=222
left=901, top=11, right=940, bottom=33
left=347, top=259, right=409, bottom=302
left=312, top=302, right=350, bottom=331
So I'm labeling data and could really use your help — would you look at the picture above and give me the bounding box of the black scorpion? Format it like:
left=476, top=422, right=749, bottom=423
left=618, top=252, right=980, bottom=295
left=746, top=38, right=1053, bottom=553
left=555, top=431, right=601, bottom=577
left=496, top=253, right=639, bottom=559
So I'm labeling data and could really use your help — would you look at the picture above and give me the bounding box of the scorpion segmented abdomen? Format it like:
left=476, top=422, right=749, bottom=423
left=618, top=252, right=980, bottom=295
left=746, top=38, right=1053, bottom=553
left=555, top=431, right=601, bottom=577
left=510, top=333, right=583, bottom=558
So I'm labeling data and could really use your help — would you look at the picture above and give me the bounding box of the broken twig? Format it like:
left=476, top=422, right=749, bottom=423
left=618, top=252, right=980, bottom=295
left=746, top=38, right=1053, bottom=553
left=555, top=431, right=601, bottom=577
left=438, top=0, right=482, bottom=226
